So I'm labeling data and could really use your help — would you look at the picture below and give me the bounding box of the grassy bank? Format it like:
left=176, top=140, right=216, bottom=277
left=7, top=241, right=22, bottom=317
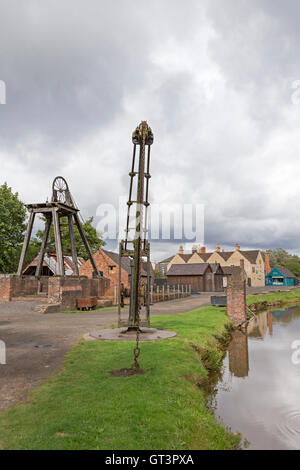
left=247, top=289, right=300, bottom=311
left=0, top=307, right=240, bottom=450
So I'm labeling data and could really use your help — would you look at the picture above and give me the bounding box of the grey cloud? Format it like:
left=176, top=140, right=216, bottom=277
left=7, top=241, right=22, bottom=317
left=1, top=0, right=300, bottom=261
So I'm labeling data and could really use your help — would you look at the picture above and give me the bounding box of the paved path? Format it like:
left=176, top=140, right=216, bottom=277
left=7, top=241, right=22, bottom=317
left=0, top=294, right=212, bottom=412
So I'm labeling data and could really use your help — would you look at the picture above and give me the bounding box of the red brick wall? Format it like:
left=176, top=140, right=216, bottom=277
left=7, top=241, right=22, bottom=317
left=48, top=276, right=111, bottom=310
left=79, top=250, right=129, bottom=292
left=0, top=275, right=40, bottom=301
left=0, top=275, right=13, bottom=301
left=226, top=279, right=246, bottom=326
left=0, top=274, right=110, bottom=307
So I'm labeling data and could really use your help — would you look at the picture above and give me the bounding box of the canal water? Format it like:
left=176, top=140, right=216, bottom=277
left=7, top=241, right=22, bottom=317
left=211, top=305, right=300, bottom=450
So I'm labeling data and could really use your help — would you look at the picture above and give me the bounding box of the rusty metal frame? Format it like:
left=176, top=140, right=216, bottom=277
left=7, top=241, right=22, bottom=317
left=17, top=177, right=99, bottom=278
left=118, top=121, right=153, bottom=328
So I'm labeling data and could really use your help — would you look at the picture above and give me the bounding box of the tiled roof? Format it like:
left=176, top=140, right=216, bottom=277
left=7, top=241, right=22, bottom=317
left=178, top=254, right=193, bottom=262
left=167, top=263, right=211, bottom=276
left=239, top=250, right=260, bottom=264
left=158, top=255, right=175, bottom=264
left=103, top=250, right=148, bottom=276
left=272, top=266, right=297, bottom=279
left=218, top=251, right=234, bottom=261
left=161, top=249, right=261, bottom=266
left=197, top=253, right=212, bottom=262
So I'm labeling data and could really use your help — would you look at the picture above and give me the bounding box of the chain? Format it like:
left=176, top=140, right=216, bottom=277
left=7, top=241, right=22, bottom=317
left=132, top=275, right=142, bottom=369
left=132, top=304, right=141, bottom=369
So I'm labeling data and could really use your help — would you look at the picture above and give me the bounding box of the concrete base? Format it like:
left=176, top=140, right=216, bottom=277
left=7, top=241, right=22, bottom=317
left=85, top=327, right=177, bottom=342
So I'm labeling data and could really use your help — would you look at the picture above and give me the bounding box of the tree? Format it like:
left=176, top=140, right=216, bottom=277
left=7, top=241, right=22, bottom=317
left=0, top=183, right=26, bottom=273
left=154, top=269, right=166, bottom=279
left=265, top=248, right=300, bottom=277
left=33, top=216, right=105, bottom=260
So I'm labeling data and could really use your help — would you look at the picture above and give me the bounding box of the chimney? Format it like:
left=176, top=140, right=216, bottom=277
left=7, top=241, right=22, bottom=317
left=235, top=243, right=240, bottom=251
left=192, top=245, right=197, bottom=254
left=200, top=246, right=206, bottom=254
left=178, top=245, right=184, bottom=255
left=240, top=259, right=246, bottom=281
left=216, top=245, right=221, bottom=253
left=265, top=250, right=271, bottom=275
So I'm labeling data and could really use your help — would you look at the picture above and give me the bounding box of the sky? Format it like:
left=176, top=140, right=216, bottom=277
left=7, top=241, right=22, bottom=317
left=1, top=0, right=300, bottom=262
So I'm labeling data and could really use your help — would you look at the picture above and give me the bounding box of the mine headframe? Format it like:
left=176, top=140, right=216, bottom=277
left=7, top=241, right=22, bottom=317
left=17, top=176, right=99, bottom=278
left=118, top=121, right=153, bottom=329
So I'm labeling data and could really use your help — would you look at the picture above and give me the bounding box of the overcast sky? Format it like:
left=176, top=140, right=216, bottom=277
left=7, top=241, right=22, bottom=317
left=1, top=0, right=300, bottom=261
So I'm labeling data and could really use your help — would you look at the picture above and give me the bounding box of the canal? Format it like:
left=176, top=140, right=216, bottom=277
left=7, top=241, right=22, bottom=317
left=212, top=305, right=300, bottom=450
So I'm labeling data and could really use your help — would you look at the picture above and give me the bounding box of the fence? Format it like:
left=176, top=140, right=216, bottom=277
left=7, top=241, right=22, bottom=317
left=150, top=284, right=191, bottom=304
left=112, top=283, right=192, bottom=306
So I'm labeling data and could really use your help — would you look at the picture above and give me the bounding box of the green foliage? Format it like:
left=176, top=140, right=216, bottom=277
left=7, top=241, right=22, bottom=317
left=0, top=183, right=26, bottom=273
left=154, top=269, right=166, bottom=279
left=266, top=248, right=300, bottom=277
left=33, top=216, right=105, bottom=260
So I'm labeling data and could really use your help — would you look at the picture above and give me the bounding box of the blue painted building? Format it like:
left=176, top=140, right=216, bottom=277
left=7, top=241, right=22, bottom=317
left=266, top=266, right=298, bottom=287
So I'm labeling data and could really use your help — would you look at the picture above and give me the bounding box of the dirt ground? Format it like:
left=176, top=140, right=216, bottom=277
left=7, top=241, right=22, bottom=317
left=0, top=294, right=212, bottom=412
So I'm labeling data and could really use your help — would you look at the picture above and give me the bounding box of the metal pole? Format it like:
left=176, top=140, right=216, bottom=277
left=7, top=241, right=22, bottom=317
left=74, top=213, right=99, bottom=278
left=130, top=124, right=147, bottom=328
left=52, top=208, right=64, bottom=276
left=68, top=214, right=79, bottom=276
left=36, top=214, right=52, bottom=277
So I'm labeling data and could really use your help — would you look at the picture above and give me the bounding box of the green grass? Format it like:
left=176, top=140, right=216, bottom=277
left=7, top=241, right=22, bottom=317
left=0, top=307, right=240, bottom=450
left=247, top=289, right=300, bottom=310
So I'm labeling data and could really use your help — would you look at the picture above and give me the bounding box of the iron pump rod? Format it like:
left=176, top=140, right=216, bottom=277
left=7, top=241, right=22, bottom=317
left=119, top=121, right=153, bottom=329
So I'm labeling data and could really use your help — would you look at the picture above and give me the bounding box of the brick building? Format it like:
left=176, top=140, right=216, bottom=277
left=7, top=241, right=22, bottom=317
left=79, top=249, right=153, bottom=292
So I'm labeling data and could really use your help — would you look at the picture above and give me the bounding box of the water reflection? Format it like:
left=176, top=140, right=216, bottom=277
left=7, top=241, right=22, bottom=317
left=228, top=330, right=249, bottom=378
left=213, top=305, right=300, bottom=450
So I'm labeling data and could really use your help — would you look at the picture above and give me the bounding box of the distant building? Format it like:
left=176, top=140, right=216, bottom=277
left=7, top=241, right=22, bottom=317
left=23, top=253, right=85, bottom=276
left=158, top=255, right=175, bottom=276
left=159, top=244, right=265, bottom=287
left=167, top=262, right=224, bottom=292
left=266, top=266, right=298, bottom=287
